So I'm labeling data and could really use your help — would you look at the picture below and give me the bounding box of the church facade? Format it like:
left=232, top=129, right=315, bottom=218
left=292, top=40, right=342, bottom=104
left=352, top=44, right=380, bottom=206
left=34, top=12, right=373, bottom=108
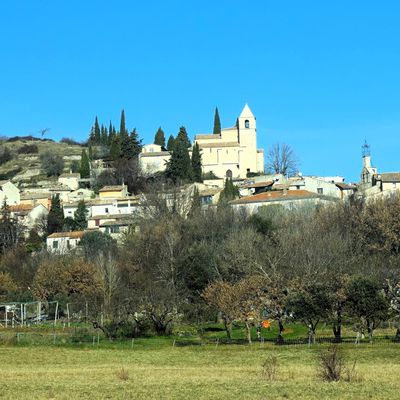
left=194, top=104, right=264, bottom=179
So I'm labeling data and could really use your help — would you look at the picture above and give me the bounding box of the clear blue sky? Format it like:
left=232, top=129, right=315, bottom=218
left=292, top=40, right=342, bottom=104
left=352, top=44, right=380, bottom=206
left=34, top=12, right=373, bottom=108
left=1, top=0, right=400, bottom=182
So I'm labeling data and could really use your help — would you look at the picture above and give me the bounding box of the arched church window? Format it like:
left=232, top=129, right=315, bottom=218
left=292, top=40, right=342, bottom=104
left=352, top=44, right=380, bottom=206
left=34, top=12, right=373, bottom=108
left=245, top=120, right=250, bottom=128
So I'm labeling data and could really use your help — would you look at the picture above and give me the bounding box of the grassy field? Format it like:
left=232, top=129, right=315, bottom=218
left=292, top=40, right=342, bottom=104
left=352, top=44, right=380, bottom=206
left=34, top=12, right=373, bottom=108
left=1, top=342, right=400, bottom=399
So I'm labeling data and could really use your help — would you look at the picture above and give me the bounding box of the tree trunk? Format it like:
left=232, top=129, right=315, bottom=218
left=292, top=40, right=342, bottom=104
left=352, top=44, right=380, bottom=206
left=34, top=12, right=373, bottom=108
left=245, top=321, right=252, bottom=344
left=223, top=319, right=232, bottom=340
left=276, top=318, right=285, bottom=344
left=367, top=320, right=374, bottom=343
left=333, top=318, right=342, bottom=343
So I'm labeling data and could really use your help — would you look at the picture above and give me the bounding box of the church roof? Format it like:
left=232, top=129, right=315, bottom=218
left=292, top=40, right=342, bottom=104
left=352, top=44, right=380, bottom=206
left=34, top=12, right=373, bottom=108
left=239, top=103, right=254, bottom=119
left=198, top=142, right=239, bottom=149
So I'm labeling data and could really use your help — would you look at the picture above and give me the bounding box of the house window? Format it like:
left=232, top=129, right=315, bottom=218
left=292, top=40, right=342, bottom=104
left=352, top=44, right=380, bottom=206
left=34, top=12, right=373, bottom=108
left=317, top=188, right=323, bottom=194
left=105, top=207, right=109, bottom=214
left=52, top=240, right=58, bottom=249
left=95, top=219, right=100, bottom=227
left=245, top=120, right=250, bottom=128
left=296, top=185, right=300, bottom=190
left=67, top=240, right=70, bottom=250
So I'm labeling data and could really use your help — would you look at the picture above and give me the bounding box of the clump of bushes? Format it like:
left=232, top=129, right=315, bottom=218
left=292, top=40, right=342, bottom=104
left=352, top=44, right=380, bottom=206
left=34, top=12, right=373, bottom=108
left=40, top=151, right=64, bottom=176
left=17, top=144, right=39, bottom=154
left=60, top=137, right=83, bottom=146
left=262, top=355, right=279, bottom=381
left=0, top=146, right=13, bottom=165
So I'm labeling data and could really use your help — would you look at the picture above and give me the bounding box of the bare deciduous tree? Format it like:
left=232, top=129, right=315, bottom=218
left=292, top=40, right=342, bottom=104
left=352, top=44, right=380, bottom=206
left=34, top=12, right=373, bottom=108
left=266, top=142, right=298, bottom=176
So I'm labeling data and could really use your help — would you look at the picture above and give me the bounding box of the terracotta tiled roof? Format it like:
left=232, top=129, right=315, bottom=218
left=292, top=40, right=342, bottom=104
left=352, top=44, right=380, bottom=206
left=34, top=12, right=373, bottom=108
left=8, top=204, right=34, bottom=212
left=230, top=190, right=321, bottom=205
left=377, top=173, right=400, bottom=183
left=99, top=185, right=125, bottom=192
left=335, top=183, right=356, bottom=190
left=242, top=181, right=274, bottom=189
left=47, top=231, right=85, bottom=239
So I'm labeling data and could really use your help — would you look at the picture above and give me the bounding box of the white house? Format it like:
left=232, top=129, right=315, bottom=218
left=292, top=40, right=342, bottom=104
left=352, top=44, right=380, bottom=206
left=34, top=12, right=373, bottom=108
left=46, top=231, right=85, bottom=254
left=58, top=173, right=81, bottom=190
left=139, top=144, right=171, bottom=174
left=9, top=203, right=49, bottom=235
left=0, top=180, right=20, bottom=205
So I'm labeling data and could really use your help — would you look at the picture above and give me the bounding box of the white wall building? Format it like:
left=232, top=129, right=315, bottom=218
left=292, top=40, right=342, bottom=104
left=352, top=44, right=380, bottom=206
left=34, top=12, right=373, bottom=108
left=195, top=104, right=264, bottom=179
left=139, top=144, right=171, bottom=175
left=0, top=180, right=20, bottom=205
left=46, top=231, right=84, bottom=254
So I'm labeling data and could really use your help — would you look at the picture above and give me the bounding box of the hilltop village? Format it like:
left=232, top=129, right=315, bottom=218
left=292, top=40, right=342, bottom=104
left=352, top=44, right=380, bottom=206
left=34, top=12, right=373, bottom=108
left=0, top=104, right=398, bottom=254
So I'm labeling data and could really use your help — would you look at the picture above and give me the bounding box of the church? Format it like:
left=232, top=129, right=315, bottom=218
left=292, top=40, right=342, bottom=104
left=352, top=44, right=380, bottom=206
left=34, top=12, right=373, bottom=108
left=194, top=104, right=264, bottom=179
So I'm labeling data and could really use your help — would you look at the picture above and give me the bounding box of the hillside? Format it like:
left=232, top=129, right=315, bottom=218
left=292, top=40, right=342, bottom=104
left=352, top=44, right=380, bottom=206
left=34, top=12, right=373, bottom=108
left=0, top=137, right=84, bottom=187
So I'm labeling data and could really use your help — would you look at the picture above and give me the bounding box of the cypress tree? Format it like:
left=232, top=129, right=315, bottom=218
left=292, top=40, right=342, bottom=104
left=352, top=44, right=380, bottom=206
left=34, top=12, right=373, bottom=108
left=165, top=129, right=192, bottom=183
left=154, top=127, right=166, bottom=148
left=176, top=126, right=191, bottom=148
left=167, top=135, right=175, bottom=151
left=47, top=194, right=64, bottom=235
left=88, top=145, right=93, bottom=161
left=213, top=107, right=221, bottom=135
left=79, top=149, right=90, bottom=178
left=108, top=121, right=114, bottom=145
left=218, top=178, right=239, bottom=205
left=94, top=116, right=101, bottom=144
left=0, top=201, right=20, bottom=254
left=100, top=124, right=108, bottom=145
left=119, top=109, right=128, bottom=137
left=191, top=142, right=202, bottom=182
left=74, top=200, right=89, bottom=230
left=109, top=137, right=121, bottom=161
left=120, top=128, right=142, bottom=160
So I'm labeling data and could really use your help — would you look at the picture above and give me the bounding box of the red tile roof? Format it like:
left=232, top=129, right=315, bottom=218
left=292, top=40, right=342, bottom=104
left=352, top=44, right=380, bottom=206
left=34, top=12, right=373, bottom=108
left=230, top=190, right=320, bottom=205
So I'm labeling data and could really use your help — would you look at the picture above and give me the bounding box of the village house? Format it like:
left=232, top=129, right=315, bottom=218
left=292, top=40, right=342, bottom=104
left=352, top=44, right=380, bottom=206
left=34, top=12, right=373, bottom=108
left=87, top=214, right=137, bottom=238
left=9, top=203, right=49, bottom=235
left=46, top=231, right=85, bottom=254
left=58, top=172, right=81, bottom=190
left=0, top=180, right=20, bottom=205
left=99, top=184, right=128, bottom=199
left=194, top=104, right=264, bottom=179
left=139, top=144, right=171, bottom=174
left=20, top=192, right=52, bottom=209
left=230, top=189, right=338, bottom=214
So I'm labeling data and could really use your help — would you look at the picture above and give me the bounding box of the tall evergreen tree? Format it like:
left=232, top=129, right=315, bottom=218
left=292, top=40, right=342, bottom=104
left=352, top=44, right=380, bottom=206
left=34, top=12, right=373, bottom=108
left=108, top=121, right=114, bottom=145
left=154, top=127, right=166, bottom=148
left=167, top=134, right=175, bottom=151
left=94, top=116, right=101, bottom=144
left=213, top=107, right=221, bottom=135
left=74, top=200, right=89, bottom=230
left=88, top=145, right=94, bottom=161
left=191, top=142, right=202, bottom=182
left=120, top=128, right=142, bottom=160
left=119, top=109, right=128, bottom=137
left=100, top=124, right=108, bottom=145
left=79, top=149, right=90, bottom=178
left=218, top=178, right=239, bottom=205
left=165, top=129, right=192, bottom=183
left=109, top=137, right=121, bottom=161
left=47, top=194, right=64, bottom=235
left=176, top=126, right=191, bottom=148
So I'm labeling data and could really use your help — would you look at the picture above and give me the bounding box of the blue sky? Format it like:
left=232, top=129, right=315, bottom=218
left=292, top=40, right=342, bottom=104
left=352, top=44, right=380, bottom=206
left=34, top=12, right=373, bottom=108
left=1, top=0, right=400, bottom=182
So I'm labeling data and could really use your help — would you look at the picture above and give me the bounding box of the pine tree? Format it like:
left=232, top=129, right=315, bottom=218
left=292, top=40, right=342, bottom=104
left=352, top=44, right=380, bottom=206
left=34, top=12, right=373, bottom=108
left=94, top=116, right=101, bottom=144
left=120, top=128, right=142, bottom=160
left=213, top=107, right=221, bottom=135
left=191, top=142, right=202, bottom=182
left=154, top=127, right=166, bottom=148
left=74, top=200, right=88, bottom=230
left=165, top=129, right=192, bottom=183
left=167, top=135, right=175, bottom=151
left=79, top=149, right=90, bottom=178
left=47, top=194, right=64, bottom=235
